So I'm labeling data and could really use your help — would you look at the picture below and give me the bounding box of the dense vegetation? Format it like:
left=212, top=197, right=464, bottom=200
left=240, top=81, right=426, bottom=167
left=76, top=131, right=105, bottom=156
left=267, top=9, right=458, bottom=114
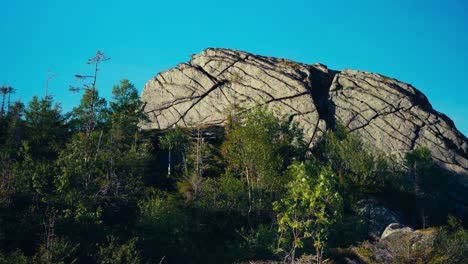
left=0, top=54, right=466, bottom=263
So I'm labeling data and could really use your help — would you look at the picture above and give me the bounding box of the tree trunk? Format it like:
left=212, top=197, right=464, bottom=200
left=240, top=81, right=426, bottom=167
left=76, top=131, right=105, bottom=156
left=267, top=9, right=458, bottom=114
left=182, top=152, right=187, bottom=175
left=7, top=92, right=11, bottom=112
left=316, top=246, right=322, bottom=264
left=245, top=167, right=252, bottom=215
left=291, top=244, right=296, bottom=264
left=0, top=93, right=5, bottom=116
left=168, top=147, right=171, bottom=176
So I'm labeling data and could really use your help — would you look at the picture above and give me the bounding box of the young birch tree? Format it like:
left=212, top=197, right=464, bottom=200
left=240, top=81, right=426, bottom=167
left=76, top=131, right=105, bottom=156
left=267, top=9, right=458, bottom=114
left=273, top=162, right=343, bottom=264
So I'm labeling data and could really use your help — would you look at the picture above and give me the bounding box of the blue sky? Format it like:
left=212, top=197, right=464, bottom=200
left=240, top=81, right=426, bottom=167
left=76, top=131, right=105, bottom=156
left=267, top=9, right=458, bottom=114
left=1, top=0, right=467, bottom=135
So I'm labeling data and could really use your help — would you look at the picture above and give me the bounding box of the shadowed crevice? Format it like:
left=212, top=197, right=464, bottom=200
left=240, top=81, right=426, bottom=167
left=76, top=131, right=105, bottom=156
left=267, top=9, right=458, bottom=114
left=306, top=65, right=338, bottom=131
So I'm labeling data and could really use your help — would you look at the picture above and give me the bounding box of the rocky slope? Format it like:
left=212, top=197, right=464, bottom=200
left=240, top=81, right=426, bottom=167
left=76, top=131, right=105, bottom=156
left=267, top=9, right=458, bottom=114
left=140, top=48, right=468, bottom=214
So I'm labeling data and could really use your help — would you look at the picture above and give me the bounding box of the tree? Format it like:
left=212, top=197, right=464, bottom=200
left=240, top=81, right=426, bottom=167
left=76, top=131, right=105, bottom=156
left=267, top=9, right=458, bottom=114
left=159, top=128, right=189, bottom=177
left=70, top=51, right=110, bottom=135
left=221, top=107, right=305, bottom=214
left=55, top=77, right=149, bottom=261
left=0, top=85, right=15, bottom=116
left=0, top=86, right=8, bottom=116
left=312, top=123, right=406, bottom=206
left=24, top=96, right=68, bottom=160
left=0, top=250, right=28, bottom=264
left=109, top=79, right=147, bottom=149
left=96, top=236, right=140, bottom=264
left=66, top=93, right=107, bottom=233
left=432, top=216, right=468, bottom=264
left=176, top=125, right=222, bottom=200
left=273, top=162, right=343, bottom=264
left=137, top=194, right=190, bottom=262
left=405, top=146, right=444, bottom=194
left=1, top=101, right=25, bottom=155
left=405, top=146, right=448, bottom=227
left=71, top=89, right=108, bottom=133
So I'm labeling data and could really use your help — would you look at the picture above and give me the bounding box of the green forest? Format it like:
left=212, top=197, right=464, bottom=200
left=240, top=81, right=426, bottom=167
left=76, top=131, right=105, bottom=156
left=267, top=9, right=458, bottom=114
left=0, top=56, right=467, bottom=264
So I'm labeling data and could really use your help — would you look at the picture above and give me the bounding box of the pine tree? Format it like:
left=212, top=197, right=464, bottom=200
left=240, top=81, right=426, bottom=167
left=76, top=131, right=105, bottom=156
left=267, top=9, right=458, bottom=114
left=24, top=96, right=68, bottom=160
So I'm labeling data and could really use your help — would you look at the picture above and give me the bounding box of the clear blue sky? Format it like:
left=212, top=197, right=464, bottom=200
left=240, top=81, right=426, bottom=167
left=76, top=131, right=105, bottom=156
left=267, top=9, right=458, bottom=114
left=1, top=0, right=467, bottom=135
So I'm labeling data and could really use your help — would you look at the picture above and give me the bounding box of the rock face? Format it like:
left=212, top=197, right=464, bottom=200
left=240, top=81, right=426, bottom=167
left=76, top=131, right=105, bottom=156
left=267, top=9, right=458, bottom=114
left=356, top=199, right=404, bottom=237
left=329, top=69, right=468, bottom=176
left=140, top=48, right=468, bottom=215
left=141, top=48, right=335, bottom=146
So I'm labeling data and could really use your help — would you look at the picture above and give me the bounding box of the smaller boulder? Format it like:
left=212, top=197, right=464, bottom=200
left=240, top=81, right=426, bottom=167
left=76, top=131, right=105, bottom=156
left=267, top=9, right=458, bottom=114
left=356, top=198, right=404, bottom=237
left=381, top=223, right=413, bottom=240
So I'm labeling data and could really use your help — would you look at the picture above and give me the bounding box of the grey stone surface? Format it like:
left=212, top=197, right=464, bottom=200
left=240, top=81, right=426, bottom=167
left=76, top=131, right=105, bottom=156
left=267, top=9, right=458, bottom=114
left=140, top=48, right=335, bottom=146
left=381, top=223, right=414, bottom=240
left=356, top=199, right=403, bottom=237
left=380, top=223, right=436, bottom=253
left=329, top=69, right=468, bottom=176
left=140, top=48, right=468, bottom=216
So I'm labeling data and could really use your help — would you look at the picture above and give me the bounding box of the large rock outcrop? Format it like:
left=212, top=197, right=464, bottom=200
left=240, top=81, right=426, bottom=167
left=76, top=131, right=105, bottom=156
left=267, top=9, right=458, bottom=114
left=140, top=48, right=468, bottom=214
left=140, top=48, right=336, bottom=146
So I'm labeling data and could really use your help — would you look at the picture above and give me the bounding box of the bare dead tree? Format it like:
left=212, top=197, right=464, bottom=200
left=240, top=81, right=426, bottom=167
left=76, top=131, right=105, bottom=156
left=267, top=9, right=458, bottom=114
left=45, top=69, right=57, bottom=99
left=69, top=51, right=110, bottom=135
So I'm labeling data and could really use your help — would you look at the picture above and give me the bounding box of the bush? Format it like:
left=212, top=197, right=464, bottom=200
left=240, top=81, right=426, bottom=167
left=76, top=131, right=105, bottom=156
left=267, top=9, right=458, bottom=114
left=137, top=194, right=190, bottom=262
left=432, top=216, right=468, bottom=264
left=312, top=123, right=406, bottom=204
left=0, top=250, right=28, bottom=264
left=96, top=236, right=140, bottom=264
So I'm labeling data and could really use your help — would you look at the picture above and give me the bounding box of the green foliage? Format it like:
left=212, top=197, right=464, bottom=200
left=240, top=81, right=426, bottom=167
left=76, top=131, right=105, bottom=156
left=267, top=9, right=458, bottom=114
left=404, top=146, right=450, bottom=227
left=313, top=123, right=406, bottom=205
left=96, top=236, right=140, bottom=264
left=432, top=216, right=468, bottom=264
left=0, top=101, right=25, bottom=155
left=273, top=162, right=343, bottom=262
left=230, top=225, right=277, bottom=261
left=314, top=124, right=371, bottom=197
left=55, top=132, right=107, bottom=225
left=159, top=127, right=189, bottom=152
left=176, top=127, right=223, bottom=200
left=0, top=250, right=28, bottom=264
left=0, top=78, right=465, bottom=264
left=405, top=146, right=448, bottom=194
left=195, top=173, right=248, bottom=215
left=405, top=147, right=433, bottom=173
left=0, top=143, right=43, bottom=254
left=159, top=127, right=190, bottom=177
left=327, top=213, right=366, bottom=248
left=24, top=96, right=68, bottom=159
left=176, top=172, right=203, bottom=200
left=32, top=237, right=79, bottom=264
left=0, top=152, right=14, bottom=206
left=109, top=79, right=147, bottom=149
left=71, top=89, right=108, bottom=132
left=11, top=142, right=36, bottom=195
left=222, top=107, right=306, bottom=212
left=137, top=194, right=190, bottom=262
left=56, top=79, right=148, bottom=222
